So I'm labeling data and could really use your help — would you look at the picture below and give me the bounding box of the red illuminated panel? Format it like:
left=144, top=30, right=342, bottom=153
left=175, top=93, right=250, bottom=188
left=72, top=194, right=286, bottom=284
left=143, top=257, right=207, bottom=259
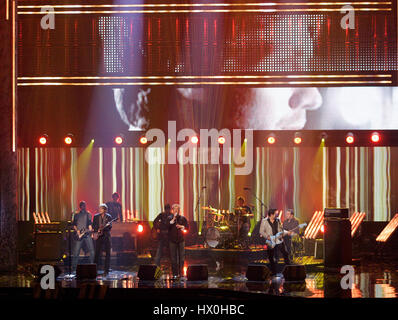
left=350, top=212, right=366, bottom=237
left=376, top=214, right=398, bottom=242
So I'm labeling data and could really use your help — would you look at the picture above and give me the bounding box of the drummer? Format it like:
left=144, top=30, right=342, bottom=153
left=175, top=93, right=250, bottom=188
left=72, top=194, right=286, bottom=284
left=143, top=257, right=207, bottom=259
left=235, top=196, right=253, bottom=249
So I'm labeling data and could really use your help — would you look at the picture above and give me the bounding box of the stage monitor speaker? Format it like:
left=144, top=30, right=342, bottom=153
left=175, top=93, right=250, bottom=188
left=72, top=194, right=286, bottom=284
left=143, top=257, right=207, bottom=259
left=324, top=208, right=349, bottom=219
left=282, top=265, right=306, bottom=281
left=246, top=264, right=271, bottom=281
left=34, top=232, right=62, bottom=261
left=137, top=264, right=161, bottom=281
left=76, top=264, right=97, bottom=280
left=324, top=218, right=352, bottom=268
left=187, top=264, right=208, bottom=281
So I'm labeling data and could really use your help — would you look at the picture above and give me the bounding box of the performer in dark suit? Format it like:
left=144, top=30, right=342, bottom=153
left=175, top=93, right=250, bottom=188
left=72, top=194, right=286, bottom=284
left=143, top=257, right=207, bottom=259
left=153, top=204, right=172, bottom=267
left=168, top=204, right=189, bottom=279
left=93, top=203, right=113, bottom=276
left=106, top=192, right=123, bottom=222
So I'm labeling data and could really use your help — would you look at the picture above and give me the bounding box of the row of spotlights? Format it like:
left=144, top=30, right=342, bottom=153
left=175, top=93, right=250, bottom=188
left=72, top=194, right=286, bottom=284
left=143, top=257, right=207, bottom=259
left=266, top=132, right=381, bottom=144
left=38, top=133, right=382, bottom=146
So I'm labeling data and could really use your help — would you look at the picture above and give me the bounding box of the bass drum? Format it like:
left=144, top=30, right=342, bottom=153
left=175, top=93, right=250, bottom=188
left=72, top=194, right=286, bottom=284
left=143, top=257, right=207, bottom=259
left=205, top=227, right=234, bottom=248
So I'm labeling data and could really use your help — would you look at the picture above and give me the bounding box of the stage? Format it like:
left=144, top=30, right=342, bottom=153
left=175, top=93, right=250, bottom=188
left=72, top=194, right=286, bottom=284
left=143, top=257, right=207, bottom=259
left=0, top=259, right=397, bottom=300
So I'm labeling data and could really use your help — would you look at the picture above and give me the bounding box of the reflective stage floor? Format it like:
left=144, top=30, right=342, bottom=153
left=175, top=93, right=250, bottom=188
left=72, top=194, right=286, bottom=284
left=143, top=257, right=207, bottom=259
left=1, top=259, right=397, bottom=299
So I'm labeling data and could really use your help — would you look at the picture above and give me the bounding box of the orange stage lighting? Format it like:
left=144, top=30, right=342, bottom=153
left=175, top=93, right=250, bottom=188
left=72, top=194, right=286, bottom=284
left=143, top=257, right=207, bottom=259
left=190, top=136, right=199, bottom=144
left=371, top=132, right=380, bottom=143
left=304, top=210, right=324, bottom=239
left=137, top=224, right=144, bottom=233
left=350, top=212, right=366, bottom=237
left=376, top=214, right=398, bottom=242
left=218, top=136, right=226, bottom=144
left=139, top=136, right=148, bottom=145
left=64, top=134, right=73, bottom=145
left=39, top=135, right=48, bottom=145
left=115, top=136, right=124, bottom=145
left=267, top=134, right=276, bottom=144
left=346, top=132, right=354, bottom=144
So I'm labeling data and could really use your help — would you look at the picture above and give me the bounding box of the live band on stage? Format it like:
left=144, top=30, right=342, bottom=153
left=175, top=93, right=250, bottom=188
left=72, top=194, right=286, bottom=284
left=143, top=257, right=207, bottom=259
left=71, top=191, right=307, bottom=279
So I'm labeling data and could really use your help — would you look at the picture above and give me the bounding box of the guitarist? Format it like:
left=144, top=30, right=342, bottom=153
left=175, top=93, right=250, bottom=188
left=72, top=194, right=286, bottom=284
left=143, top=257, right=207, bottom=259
left=259, top=209, right=291, bottom=275
left=153, top=204, right=172, bottom=267
left=283, top=209, right=300, bottom=260
left=71, top=201, right=95, bottom=273
left=93, top=203, right=113, bottom=276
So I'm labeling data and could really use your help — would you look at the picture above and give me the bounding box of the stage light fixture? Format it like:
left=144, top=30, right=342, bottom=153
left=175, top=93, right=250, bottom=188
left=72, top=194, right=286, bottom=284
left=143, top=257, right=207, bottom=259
left=346, top=132, right=354, bottom=144
left=191, top=136, right=199, bottom=144
left=114, top=135, right=124, bottom=145
left=320, top=225, right=325, bottom=233
left=64, top=134, right=73, bottom=145
left=371, top=132, right=380, bottom=143
left=137, top=224, right=144, bottom=233
left=39, top=135, right=48, bottom=145
left=218, top=136, right=226, bottom=145
left=139, top=136, right=148, bottom=145
left=320, top=132, right=328, bottom=142
left=294, top=133, right=302, bottom=145
left=267, top=134, right=276, bottom=145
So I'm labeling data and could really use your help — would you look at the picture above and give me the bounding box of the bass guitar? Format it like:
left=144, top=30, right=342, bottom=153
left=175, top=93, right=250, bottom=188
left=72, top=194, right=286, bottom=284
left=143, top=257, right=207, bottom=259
left=265, top=223, right=307, bottom=249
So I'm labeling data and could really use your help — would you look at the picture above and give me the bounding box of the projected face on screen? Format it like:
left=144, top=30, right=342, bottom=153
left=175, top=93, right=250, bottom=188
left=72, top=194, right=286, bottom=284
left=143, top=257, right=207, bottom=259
left=112, top=15, right=325, bottom=130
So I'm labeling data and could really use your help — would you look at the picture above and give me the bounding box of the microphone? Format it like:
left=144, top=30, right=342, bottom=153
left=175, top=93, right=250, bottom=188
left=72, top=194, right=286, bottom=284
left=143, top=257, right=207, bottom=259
left=243, top=187, right=251, bottom=190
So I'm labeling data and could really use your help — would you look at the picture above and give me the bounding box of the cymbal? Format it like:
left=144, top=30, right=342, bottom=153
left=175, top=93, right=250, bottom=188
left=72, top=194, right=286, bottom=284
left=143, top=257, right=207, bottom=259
left=202, top=206, right=217, bottom=212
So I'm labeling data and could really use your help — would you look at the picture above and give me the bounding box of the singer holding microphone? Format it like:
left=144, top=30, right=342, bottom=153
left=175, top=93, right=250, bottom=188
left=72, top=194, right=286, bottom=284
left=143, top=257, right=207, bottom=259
left=168, top=204, right=189, bottom=279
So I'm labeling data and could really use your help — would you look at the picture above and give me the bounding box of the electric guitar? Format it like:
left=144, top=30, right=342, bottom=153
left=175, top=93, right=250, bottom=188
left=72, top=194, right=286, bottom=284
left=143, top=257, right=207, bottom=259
left=92, top=217, right=118, bottom=240
left=265, top=223, right=307, bottom=249
left=76, top=227, right=92, bottom=240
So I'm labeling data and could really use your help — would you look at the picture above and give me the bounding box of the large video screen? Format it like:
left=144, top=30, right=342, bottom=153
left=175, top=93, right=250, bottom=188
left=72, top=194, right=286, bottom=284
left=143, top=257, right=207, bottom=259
left=17, top=1, right=398, bottom=141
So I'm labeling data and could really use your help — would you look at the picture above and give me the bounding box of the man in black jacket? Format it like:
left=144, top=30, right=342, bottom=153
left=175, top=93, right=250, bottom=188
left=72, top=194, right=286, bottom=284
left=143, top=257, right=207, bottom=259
left=93, top=203, right=113, bottom=276
left=168, top=204, right=189, bottom=279
left=153, top=204, right=172, bottom=267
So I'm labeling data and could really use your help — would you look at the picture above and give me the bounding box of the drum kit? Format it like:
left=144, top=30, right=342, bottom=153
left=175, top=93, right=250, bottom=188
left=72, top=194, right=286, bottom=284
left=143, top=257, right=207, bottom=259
left=201, top=205, right=254, bottom=249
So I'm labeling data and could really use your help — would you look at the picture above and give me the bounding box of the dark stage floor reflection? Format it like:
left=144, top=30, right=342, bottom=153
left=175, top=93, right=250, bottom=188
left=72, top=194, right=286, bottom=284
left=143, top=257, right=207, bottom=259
left=1, top=262, right=397, bottom=298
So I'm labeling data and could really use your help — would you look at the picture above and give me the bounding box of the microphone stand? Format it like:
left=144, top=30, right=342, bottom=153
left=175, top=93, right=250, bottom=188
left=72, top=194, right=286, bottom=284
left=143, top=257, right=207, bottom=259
left=194, top=187, right=206, bottom=233
left=245, top=189, right=268, bottom=219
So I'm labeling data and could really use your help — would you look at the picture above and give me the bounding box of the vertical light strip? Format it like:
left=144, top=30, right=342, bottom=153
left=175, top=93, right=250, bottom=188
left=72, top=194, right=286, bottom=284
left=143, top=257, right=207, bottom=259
left=17, top=148, right=22, bottom=220
left=255, top=148, right=260, bottom=219
left=373, top=147, right=388, bottom=221
left=336, top=147, right=341, bottom=207
left=99, top=147, right=103, bottom=204
left=359, top=147, right=367, bottom=215
left=386, top=147, right=391, bottom=219
left=70, top=148, right=76, bottom=211
left=266, top=148, right=270, bottom=210
left=178, top=150, right=184, bottom=215
left=293, top=147, right=300, bottom=219
left=129, top=148, right=134, bottom=217
left=354, top=147, right=358, bottom=212
left=25, top=148, right=30, bottom=221
left=11, top=0, right=16, bottom=151
left=322, top=146, right=327, bottom=209
left=6, top=0, right=9, bottom=20
left=121, top=147, right=126, bottom=221
left=40, top=148, right=44, bottom=214
left=134, top=149, right=142, bottom=219
left=229, top=147, right=235, bottom=212
left=112, top=147, right=117, bottom=193
left=345, top=147, right=350, bottom=209
left=35, top=148, right=39, bottom=213
left=193, top=148, right=198, bottom=221
left=45, top=148, right=48, bottom=214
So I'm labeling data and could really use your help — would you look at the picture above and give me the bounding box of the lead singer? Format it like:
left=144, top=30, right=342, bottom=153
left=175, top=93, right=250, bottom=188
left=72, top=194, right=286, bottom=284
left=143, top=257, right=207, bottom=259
left=168, top=204, right=189, bottom=279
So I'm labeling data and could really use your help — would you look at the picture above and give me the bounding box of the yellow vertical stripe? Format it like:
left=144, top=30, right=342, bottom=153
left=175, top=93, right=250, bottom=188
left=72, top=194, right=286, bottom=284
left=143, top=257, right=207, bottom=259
left=336, top=147, right=341, bottom=207
left=345, top=147, right=350, bottom=209
left=112, top=147, right=117, bottom=193
left=121, top=147, right=126, bottom=221
left=99, top=147, right=103, bottom=204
